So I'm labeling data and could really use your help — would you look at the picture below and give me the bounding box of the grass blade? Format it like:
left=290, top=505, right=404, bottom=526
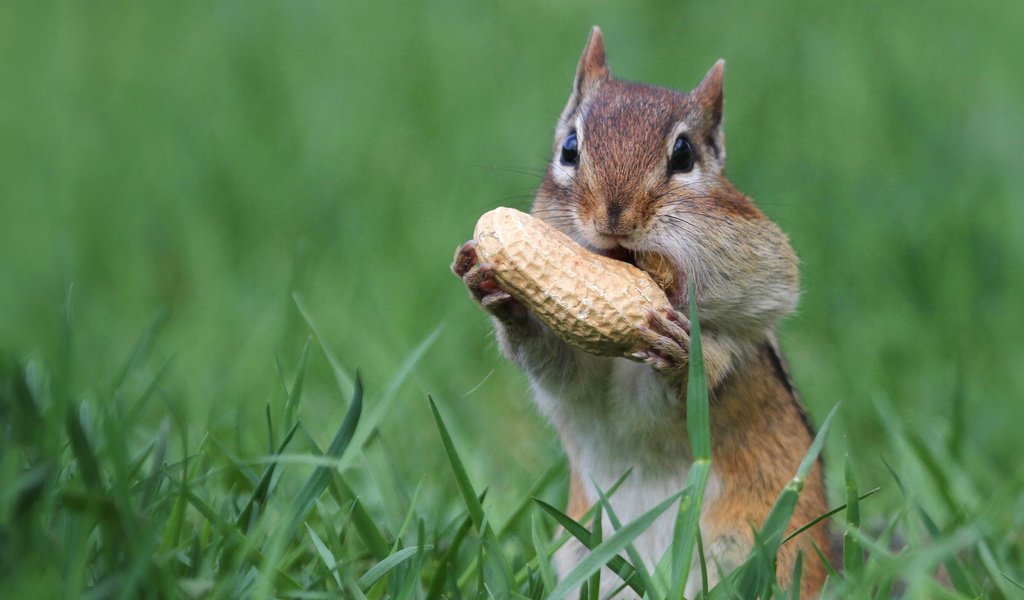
left=140, top=417, right=169, bottom=506
left=306, top=523, right=342, bottom=588
left=429, top=408, right=516, bottom=597
left=390, top=476, right=426, bottom=552
left=1001, top=571, right=1024, bottom=591
left=265, top=402, right=275, bottom=454
left=110, top=309, right=166, bottom=395
left=842, top=446, right=864, bottom=580
left=588, top=504, right=602, bottom=600
left=250, top=373, right=366, bottom=597
left=547, top=491, right=682, bottom=600
left=734, top=403, right=839, bottom=596
left=359, top=545, right=432, bottom=590
left=782, top=487, right=880, bottom=545
left=882, top=460, right=980, bottom=596
left=334, top=471, right=390, bottom=560
left=790, top=550, right=803, bottom=600
left=293, top=292, right=354, bottom=398
left=497, top=461, right=563, bottom=536
left=975, top=540, right=1019, bottom=597
left=426, top=509, right=476, bottom=600
left=591, top=481, right=659, bottom=599
left=282, top=373, right=363, bottom=535
left=283, top=337, right=312, bottom=429
left=812, top=540, right=841, bottom=581
left=174, top=483, right=300, bottom=590
left=533, top=498, right=643, bottom=596
left=685, top=282, right=711, bottom=457
left=696, top=527, right=709, bottom=598
left=428, top=396, right=485, bottom=532
left=236, top=421, right=300, bottom=530
left=66, top=405, right=102, bottom=491
left=343, top=326, right=443, bottom=470
left=394, top=541, right=431, bottom=600
left=531, top=515, right=557, bottom=594
left=669, top=282, right=713, bottom=599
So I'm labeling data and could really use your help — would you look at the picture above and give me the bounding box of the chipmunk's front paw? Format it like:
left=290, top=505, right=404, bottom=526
left=452, top=240, right=527, bottom=322
left=632, top=308, right=691, bottom=377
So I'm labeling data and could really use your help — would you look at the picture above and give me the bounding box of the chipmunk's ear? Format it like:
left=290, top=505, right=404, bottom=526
left=693, top=59, right=726, bottom=166
left=573, top=26, right=610, bottom=97
left=559, top=27, right=610, bottom=129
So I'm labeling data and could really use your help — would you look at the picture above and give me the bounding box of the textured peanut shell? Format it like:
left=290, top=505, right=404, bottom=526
left=473, top=207, right=671, bottom=356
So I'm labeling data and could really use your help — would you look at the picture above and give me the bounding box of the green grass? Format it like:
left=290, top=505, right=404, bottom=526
left=2, top=287, right=1019, bottom=598
left=1, top=0, right=1022, bottom=597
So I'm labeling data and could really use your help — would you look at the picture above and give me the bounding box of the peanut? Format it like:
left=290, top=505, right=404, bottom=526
left=473, top=207, right=672, bottom=357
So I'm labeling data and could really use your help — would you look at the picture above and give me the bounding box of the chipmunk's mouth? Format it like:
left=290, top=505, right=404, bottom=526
left=599, top=245, right=683, bottom=303
left=600, top=245, right=637, bottom=267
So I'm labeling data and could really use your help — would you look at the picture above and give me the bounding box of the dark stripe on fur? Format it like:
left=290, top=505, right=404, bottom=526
left=764, top=333, right=818, bottom=443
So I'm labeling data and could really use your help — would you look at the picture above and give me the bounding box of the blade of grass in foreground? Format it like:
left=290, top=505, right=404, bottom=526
left=881, top=458, right=981, bottom=597
left=235, top=421, right=300, bottom=531
left=173, top=484, right=300, bottom=590
left=547, top=491, right=682, bottom=600
left=306, top=523, right=343, bottom=588
left=389, top=476, right=425, bottom=552
left=429, top=396, right=515, bottom=592
left=1001, top=570, right=1024, bottom=591
left=283, top=374, right=363, bottom=534
left=520, top=468, right=639, bottom=592
left=588, top=504, right=602, bottom=600
left=696, top=528, right=709, bottom=598
left=282, top=336, right=312, bottom=430
left=251, top=373, right=364, bottom=597
left=428, top=396, right=485, bottom=532
left=765, top=404, right=839, bottom=545
left=344, top=325, right=443, bottom=467
left=359, top=545, right=433, bottom=591
left=425, top=507, right=476, bottom=600
left=532, top=515, right=557, bottom=593
left=732, top=403, right=839, bottom=597
left=975, top=540, right=1020, bottom=597
left=842, top=446, right=864, bottom=580
left=591, top=482, right=659, bottom=599
left=533, top=498, right=644, bottom=597
left=331, top=463, right=389, bottom=560
left=782, top=487, right=880, bottom=545
left=790, top=551, right=803, bottom=600
left=669, top=282, right=712, bottom=599
left=109, top=309, right=167, bottom=395
left=497, top=460, right=563, bottom=536
left=293, top=292, right=354, bottom=397
left=66, top=403, right=102, bottom=491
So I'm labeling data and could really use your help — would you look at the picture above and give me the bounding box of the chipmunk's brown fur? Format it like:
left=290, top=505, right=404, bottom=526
left=453, top=26, right=830, bottom=598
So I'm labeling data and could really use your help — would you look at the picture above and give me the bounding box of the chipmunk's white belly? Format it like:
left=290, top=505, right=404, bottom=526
left=531, top=356, right=723, bottom=597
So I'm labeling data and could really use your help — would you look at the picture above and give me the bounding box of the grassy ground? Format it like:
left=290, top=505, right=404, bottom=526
left=1, top=0, right=1022, bottom=597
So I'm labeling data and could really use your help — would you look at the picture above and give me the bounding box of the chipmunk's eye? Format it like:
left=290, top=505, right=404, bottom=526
left=670, top=136, right=695, bottom=173
left=560, top=131, right=579, bottom=167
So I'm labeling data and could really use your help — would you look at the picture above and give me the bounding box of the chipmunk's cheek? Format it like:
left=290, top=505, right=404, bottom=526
left=667, top=274, right=688, bottom=308
left=636, top=251, right=684, bottom=305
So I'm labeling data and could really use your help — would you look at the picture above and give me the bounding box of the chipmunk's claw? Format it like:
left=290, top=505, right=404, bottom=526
left=634, top=308, right=691, bottom=375
left=480, top=290, right=513, bottom=307
left=453, top=240, right=526, bottom=320
left=463, top=263, right=502, bottom=301
left=451, top=240, right=478, bottom=277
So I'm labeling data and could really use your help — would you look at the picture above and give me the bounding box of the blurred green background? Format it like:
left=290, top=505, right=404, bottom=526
left=2, top=0, right=1022, bottom=521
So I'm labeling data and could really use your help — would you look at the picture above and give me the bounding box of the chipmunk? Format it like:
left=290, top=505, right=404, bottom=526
left=452, top=27, right=830, bottom=597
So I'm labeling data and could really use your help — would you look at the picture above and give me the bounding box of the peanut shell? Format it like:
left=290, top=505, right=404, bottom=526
left=473, top=207, right=671, bottom=356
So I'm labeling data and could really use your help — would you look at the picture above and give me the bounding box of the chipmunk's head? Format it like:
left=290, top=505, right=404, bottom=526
left=534, top=26, right=799, bottom=334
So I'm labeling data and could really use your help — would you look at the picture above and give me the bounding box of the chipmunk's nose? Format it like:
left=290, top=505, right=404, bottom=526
left=606, top=202, right=623, bottom=228
left=599, top=201, right=636, bottom=236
